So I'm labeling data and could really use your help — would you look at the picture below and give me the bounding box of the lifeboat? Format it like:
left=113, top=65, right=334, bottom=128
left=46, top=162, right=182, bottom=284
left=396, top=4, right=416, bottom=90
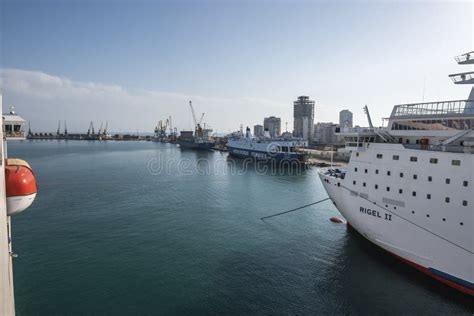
left=5, top=159, right=37, bottom=216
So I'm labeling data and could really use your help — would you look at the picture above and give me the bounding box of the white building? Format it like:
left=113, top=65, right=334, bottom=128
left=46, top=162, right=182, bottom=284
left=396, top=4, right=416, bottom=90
left=314, top=122, right=342, bottom=145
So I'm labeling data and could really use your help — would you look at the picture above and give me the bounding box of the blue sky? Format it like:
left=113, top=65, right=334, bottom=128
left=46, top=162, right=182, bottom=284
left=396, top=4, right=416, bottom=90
left=1, top=0, right=472, bottom=133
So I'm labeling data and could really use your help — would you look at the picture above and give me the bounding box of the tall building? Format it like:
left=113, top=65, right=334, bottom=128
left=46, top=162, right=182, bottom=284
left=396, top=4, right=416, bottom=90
left=339, top=109, right=353, bottom=128
left=263, top=116, right=281, bottom=138
left=253, top=124, right=264, bottom=137
left=293, top=96, right=315, bottom=141
left=314, top=122, right=341, bottom=145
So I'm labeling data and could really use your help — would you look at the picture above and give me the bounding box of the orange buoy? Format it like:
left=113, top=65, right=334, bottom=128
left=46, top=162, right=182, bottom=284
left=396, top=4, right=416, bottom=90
left=330, top=216, right=345, bottom=223
left=5, top=159, right=37, bottom=216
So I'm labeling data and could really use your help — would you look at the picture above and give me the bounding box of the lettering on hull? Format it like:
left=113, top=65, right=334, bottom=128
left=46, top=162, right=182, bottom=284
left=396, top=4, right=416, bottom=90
left=360, top=207, right=392, bottom=221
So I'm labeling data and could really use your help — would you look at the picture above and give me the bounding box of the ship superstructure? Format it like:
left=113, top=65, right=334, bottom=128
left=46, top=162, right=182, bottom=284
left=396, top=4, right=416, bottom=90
left=318, top=52, right=474, bottom=295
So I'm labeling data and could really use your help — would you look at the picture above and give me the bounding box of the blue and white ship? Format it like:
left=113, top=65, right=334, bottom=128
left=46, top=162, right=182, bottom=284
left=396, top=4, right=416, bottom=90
left=227, top=127, right=308, bottom=164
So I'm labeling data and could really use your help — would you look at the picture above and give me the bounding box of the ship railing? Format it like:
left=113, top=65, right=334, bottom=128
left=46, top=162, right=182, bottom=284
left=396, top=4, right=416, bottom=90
left=403, top=144, right=473, bottom=154
left=454, top=51, right=474, bottom=64
left=391, top=99, right=474, bottom=118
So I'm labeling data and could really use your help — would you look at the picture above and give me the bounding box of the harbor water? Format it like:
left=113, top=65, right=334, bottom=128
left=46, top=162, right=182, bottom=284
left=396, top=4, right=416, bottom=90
left=8, top=141, right=474, bottom=315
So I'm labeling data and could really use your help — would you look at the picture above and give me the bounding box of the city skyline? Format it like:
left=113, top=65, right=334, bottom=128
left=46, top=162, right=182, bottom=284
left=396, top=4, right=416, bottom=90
left=1, top=1, right=472, bottom=132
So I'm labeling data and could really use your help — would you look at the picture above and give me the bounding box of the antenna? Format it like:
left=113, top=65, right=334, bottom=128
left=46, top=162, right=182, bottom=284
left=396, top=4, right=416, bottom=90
left=64, top=120, right=67, bottom=135
left=57, top=120, right=61, bottom=136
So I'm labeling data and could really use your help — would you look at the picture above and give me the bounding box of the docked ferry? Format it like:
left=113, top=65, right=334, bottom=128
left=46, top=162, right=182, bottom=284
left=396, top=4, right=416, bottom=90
left=318, top=52, right=474, bottom=296
left=227, top=127, right=308, bottom=164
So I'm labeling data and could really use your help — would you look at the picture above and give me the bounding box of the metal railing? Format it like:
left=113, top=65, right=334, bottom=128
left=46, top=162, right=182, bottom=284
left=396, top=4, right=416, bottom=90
left=391, top=100, right=474, bottom=118
left=403, top=144, right=473, bottom=154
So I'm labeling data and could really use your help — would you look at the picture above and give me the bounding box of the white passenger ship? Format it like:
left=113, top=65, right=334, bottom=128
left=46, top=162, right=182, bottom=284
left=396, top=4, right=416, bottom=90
left=227, top=127, right=308, bottom=164
left=319, top=52, right=474, bottom=296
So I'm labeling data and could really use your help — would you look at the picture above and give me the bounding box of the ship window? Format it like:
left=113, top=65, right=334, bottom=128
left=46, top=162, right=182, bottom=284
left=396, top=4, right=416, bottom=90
left=399, top=189, right=403, bottom=194
left=375, top=184, right=378, bottom=189
left=427, top=194, right=431, bottom=199
left=460, top=222, right=464, bottom=226
left=353, top=181, right=356, bottom=185
left=386, top=187, right=390, bottom=192
left=356, top=152, right=359, bottom=157
left=412, top=191, right=416, bottom=196
left=393, top=155, right=399, bottom=160
left=365, top=169, right=368, bottom=173
left=463, top=181, right=468, bottom=187
left=463, top=200, right=468, bottom=206
left=446, top=178, right=450, bottom=184
left=413, top=174, right=418, bottom=180
left=387, top=171, right=391, bottom=176
left=363, top=182, right=366, bottom=187
left=400, top=172, right=404, bottom=178
left=428, top=176, right=432, bottom=182
left=410, top=156, right=417, bottom=162
left=376, top=154, right=383, bottom=159
left=452, top=160, right=461, bottom=166
left=375, top=169, right=379, bottom=174
left=445, top=197, right=450, bottom=203
left=430, top=158, right=438, bottom=164
left=354, top=167, right=358, bottom=172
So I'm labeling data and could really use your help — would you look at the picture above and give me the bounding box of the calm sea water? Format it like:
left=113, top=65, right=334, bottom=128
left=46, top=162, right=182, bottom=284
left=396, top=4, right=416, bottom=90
left=8, top=141, right=473, bottom=315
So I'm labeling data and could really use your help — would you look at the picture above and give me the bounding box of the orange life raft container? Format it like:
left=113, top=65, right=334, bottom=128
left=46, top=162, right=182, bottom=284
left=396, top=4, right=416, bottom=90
left=5, top=159, right=37, bottom=216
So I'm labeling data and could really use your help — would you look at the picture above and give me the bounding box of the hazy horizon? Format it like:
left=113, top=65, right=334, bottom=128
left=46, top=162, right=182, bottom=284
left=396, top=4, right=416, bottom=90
left=1, top=0, right=473, bottom=133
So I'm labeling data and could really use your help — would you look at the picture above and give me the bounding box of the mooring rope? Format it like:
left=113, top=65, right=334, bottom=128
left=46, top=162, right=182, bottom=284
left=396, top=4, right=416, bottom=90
left=260, top=197, right=331, bottom=221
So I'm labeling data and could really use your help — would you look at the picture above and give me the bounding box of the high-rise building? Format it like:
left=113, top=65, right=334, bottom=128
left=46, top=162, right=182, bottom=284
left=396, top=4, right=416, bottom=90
left=293, top=96, right=315, bottom=141
left=339, top=109, right=353, bottom=128
left=253, top=124, right=264, bottom=137
left=263, top=116, right=281, bottom=138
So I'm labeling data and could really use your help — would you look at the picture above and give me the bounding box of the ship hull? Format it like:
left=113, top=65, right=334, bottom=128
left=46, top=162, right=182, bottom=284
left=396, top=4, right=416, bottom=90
left=227, top=145, right=307, bottom=164
left=178, top=140, right=214, bottom=150
left=318, top=147, right=474, bottom=296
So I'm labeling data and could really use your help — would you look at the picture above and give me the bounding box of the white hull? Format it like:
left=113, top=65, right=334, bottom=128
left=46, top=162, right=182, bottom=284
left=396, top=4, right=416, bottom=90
left=319, top=143, right=473, bottom=295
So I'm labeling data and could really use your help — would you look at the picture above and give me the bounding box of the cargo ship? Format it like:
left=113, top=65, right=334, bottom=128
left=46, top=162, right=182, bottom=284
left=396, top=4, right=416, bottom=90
left=177, top=101, right=214, bottom=150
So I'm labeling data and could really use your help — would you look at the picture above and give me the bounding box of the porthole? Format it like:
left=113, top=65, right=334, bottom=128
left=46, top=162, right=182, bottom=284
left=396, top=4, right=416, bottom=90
left=375, top=184, right=378, bottom=189
left=426, top=214, right=430, bottom=218
left=427, top=194, right=431, bottom=199
left=413, top=174, right=417, bottom=180
left=442, top=218, right=446, bottom=221
left=386, top=187, right=390, bottom=192
left=428, top=176, right=432, bottom=182
left=400, top=172, right=404, bottom=178
left=463, top=181, right=468, bottom=187
left=363, top=182, right=366, bottom=187
left=412, top=191, right=416, bottom=197
left=355, top=167, right=358, bottom=172
left=365, top=169, right=368, bottom=173
left=411, top=211, right=415, bottom=214
left=375, top=169, right=379, bottom=174
left=463, top=200, right=468, bottom=206
left=446, top=178, right=450, bottom=184
left=353, top=181, right=356, bottom=185
left=445, top=197, right=450, bottom=203
left=399, top=189, right=403, bottom=194
left=460, top=222, right=464, bottom=226
left=387, top=171, right=391, bottom=176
